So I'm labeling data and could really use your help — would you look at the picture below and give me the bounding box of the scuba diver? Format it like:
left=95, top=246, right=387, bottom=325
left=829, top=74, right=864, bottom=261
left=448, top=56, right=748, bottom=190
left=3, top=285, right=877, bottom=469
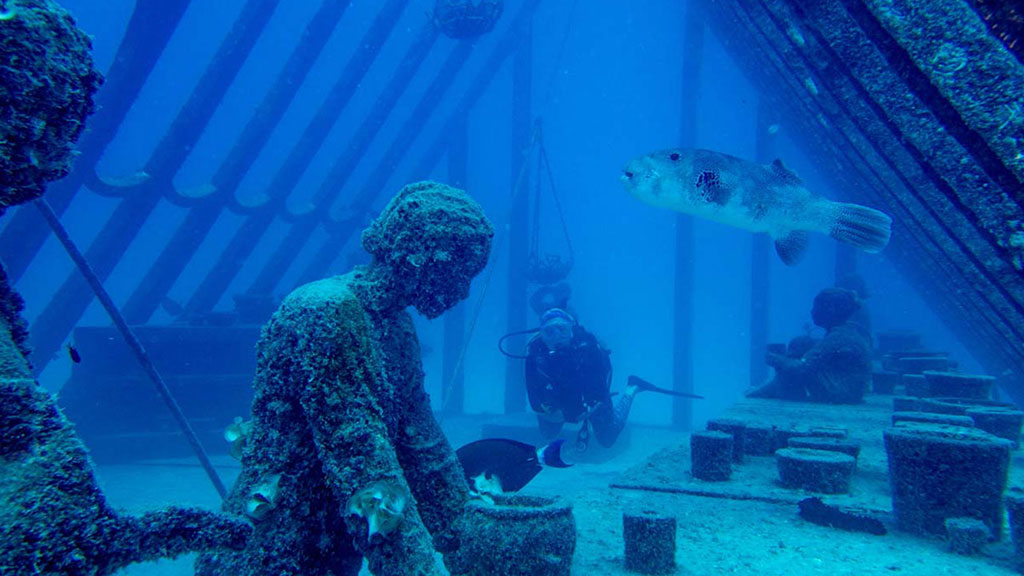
left=501, top=306, right=702, bottom=450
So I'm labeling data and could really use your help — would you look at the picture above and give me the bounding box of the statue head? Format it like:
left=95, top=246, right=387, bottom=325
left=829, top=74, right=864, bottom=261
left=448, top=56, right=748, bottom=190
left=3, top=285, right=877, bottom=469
left=811, top=288, right=860, bottom=330
left=361, top=181, right=494, bottom=319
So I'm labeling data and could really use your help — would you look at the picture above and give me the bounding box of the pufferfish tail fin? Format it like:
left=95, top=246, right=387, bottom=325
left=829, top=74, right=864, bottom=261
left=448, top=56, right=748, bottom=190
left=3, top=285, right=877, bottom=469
left=829, top=202, right=892, bottom=253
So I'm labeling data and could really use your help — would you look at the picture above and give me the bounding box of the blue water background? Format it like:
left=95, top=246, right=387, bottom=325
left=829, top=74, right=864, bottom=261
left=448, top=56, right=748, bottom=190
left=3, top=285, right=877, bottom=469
left=12, top=0, right=979, bottom=426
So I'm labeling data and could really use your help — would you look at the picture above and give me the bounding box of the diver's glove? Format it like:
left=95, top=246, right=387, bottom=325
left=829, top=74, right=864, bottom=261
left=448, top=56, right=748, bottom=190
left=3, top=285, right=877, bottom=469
left=537, top=406, right=565, bottom=423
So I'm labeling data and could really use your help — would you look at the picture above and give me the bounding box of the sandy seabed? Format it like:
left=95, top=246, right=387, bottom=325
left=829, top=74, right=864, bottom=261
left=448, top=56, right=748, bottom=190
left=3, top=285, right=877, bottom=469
left=99, top=417, right=1017, bottom=576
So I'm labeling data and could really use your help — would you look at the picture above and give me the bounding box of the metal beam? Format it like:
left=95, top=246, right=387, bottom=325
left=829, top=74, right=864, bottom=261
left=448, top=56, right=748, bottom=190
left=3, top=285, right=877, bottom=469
left=294, top=39, right=476, bottom=285
left=0, top=0, right=192, bottom=281
left=749, top=99, right=777, bottom=390
left=182, top=0, right=411, bottom=314
left=27, top=0, right=281, bottom=372
left=704, top=0, right=1024, bottom=400
left=245, top=23, right=441, bottom=294
left=121, top=0, right=354, bottom=324
left=673, top=0, right=703, bottom=428
left=503, top=16, right=533, bottom=414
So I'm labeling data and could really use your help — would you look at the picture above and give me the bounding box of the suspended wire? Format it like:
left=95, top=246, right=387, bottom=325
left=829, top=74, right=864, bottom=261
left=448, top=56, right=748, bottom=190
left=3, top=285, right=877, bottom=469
left=538, top=0, right=582, bottom=117
left=442, top=0, right=581, bottom=410
left=442, top=125, right=540, bottom=411
left=539, top=137, right=574, bottom=260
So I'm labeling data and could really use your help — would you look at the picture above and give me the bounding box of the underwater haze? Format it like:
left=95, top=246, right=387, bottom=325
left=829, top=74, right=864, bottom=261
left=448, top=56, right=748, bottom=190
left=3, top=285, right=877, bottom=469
left=18, top=0, right=975, bottom=419
left=5, top=0, right=1022, bottom=575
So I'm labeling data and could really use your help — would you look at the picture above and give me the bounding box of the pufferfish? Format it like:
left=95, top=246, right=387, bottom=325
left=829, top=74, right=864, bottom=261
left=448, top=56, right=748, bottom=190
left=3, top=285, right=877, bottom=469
left=620, top=148, right=892, bottom=265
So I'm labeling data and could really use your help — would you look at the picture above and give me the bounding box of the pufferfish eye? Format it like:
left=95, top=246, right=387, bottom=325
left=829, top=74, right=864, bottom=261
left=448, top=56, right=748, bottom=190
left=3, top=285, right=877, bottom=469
left=669, top=152, right=681, bottom=161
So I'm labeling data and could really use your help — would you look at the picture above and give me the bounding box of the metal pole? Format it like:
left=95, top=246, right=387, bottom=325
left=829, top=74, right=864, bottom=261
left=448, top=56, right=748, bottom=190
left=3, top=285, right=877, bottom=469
left=750, top=99, right=778, bottom=389
left=33, top=199, right=227, bottom=500
left=504, top=18, right=533, bottom=414
left=673, top=0, right=703, bottom=428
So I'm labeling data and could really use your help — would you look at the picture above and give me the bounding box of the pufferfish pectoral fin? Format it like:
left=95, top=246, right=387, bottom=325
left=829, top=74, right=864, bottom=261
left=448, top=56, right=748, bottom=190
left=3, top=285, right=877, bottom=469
left=773, top=230, right=809, bottom=266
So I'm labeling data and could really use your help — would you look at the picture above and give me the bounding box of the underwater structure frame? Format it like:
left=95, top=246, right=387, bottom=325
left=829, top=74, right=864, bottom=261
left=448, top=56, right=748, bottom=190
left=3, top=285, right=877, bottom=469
left=2, top=0, right=1023, bottom=432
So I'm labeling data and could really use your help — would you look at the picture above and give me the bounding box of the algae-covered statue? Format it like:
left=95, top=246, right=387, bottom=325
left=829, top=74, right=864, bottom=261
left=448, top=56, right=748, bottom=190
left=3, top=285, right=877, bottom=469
left=749, top=288, right=872, bottom=404
left=0, top=0, right=103, bottom=214
left=197, top=181, right=494, bottom=576
left=0, top=2, right=255, bottom=573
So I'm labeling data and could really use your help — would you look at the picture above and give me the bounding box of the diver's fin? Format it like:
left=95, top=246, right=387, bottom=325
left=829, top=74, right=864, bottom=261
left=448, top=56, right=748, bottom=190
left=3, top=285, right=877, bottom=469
left=773, top=230, right=809, bottom=266
left=770, top=159, right=803, bottom=185
left=538, top=439, right=571, bottom=468
left=830, top=202, right=892, bottom=253
left=627, top=375, right=705, bottom=399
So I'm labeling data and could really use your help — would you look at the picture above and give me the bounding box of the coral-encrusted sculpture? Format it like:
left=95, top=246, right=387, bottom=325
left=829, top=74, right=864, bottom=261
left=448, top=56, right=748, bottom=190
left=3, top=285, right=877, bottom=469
left=197, top=181, right=494, bottom=576
left=0, top=301, right=251, bottom=575
left=0, top=0, right=102, bottom=213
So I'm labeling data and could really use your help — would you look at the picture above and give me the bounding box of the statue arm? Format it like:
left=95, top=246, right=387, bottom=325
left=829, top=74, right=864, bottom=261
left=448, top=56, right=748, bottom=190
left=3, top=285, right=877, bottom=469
left=295, top=297, right=447, bottom=576
left=389, top=318, right=469, bottom=554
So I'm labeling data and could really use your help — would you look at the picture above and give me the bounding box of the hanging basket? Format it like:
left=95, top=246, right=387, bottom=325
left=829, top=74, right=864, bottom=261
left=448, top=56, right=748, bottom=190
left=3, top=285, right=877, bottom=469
left=527, top=253, right=573, bottom=286
left=434, top=0, right=504, bottom=39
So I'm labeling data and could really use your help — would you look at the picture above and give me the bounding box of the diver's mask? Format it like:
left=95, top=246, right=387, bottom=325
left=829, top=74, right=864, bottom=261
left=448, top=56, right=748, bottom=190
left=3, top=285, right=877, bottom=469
left=539, top=308, right=575, bottom=350
left=496, top=307, right=577, bottom=359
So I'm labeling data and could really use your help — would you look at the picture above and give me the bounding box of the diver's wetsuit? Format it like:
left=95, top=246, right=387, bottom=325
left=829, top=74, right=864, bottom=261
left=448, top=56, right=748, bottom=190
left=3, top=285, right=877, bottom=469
left=524, top=326, right=632, bottom=447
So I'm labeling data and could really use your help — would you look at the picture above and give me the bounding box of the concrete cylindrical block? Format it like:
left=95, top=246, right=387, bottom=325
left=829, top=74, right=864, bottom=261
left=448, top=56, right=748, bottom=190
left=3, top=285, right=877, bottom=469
left=690, top=431, right=732, bottom=481
left=930, top=397, right=1015, bottom=415
left=744, top=423, right=774, bottom=456
left=776, top=448, right=856, bottom=494
left=966, top=408, right=1024, bottom=448
left=892, top=411, right=975, bottom=428
left=707, top=418, right=746, bottom=463
left=893, top=396, right=924, bottom=412
left=770, top=426, right=843, bottom=452
left=923, top=371, right=994, bottom=400
left=872, top=370, right=902, bottom=394
left=453, top=496, right=575, bottom=576
left=1005, top=490, right=1024, bottom=572
left=896, top=355, right=951, bottom=374
left=902, top=374, right=929, bottom=397
left=788, top=436, right=861, bottom=460
left=945, top=516, right=990, bottom=555
left=623, top=510, right=676, bottom=575
left=884, top=423, right=1012, bottom=538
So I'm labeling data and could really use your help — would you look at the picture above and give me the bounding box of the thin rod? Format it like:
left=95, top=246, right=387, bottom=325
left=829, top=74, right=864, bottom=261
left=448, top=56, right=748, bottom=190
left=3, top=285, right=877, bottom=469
left=33, top=198, right=228, bottom=500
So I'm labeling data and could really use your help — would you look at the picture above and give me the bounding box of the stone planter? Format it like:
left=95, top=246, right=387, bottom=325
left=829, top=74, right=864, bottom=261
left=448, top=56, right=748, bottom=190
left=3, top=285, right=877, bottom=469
left=893, top=355, right=952, bottom=374
left=902, top=374, right=928, bottom=396
left=884, top=423, right=1011, bottom=538
left=776, top=448, right=856, bottom=494
left=707, top=418, right=747, bottom=463
left=788, top=436, right=861, bottom=460
left=690, top=431, right=732, bottom=481
left=965, top=408, right=1024, bottom=448
left=743, top=423, right=775, bottom=456
left=452, top=496, right=575, bottom=576
left=892, top=411, right=975, bottom=428
left=945, top=517, right=989, bottom=555
left=1005, top=489, right=1024, bottom=572
left=623, top=509, right=676, bottom=575
left=922, top=371, right=994, bottom=400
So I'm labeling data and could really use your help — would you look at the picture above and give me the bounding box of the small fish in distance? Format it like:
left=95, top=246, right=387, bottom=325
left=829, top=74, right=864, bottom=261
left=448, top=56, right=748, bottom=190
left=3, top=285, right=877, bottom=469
left=67, top=343, right=81, bottom=364
left=621, top=148, right=892, bottom=265
left=456, top=438, right=570, bottom=502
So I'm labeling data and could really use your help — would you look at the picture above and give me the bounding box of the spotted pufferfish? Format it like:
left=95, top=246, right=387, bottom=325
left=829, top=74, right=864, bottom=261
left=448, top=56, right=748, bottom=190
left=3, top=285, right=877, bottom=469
left=621, top=148, right=892, bottom=265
